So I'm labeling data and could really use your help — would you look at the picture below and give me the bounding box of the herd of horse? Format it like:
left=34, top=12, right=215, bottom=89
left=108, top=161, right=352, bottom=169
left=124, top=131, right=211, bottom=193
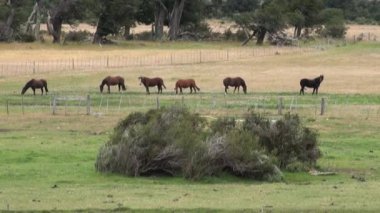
left=20, top=75, right=324, bottom=96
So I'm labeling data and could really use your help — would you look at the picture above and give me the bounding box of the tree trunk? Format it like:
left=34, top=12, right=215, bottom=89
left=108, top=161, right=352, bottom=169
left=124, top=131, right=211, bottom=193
left=92, top=17, right=103, bottom=44
left=241, top=30, right=256, bottom=46
left=123, top=24, right=132, bottom=40
left=154, top=0, right=167, bottom=40
left=0, top=5, right=15, bottom=41
left=296, top=26, right=302, bottom=38
left=256, top=28, right=267, bottom=45
left=168, top=0, right=185, bottom=40
left=47, top=11, right=62, bottom=43
left=25, top=2, right=42, bottom=41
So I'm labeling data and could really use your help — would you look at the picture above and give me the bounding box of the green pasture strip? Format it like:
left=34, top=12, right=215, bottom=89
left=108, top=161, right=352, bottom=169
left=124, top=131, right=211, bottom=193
left=0, top=108, right=380, bottom=211
left=1, top=93, right=380, bottom=119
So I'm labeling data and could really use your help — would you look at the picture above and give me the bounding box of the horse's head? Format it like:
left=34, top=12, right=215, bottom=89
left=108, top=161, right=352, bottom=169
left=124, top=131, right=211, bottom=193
left=21, top=86, right=27, bottom=95
left=320, top=75, right=324, bottom=82
left=138, top=76, right=143, bottom=85
left=99, top=84, right=104, bottom=93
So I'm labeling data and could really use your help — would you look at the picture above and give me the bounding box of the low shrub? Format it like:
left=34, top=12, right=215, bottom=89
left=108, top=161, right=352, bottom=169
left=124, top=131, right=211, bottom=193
left=64, top=30, right=91, bottom=42
left=96, top=108, right=320, bottom=181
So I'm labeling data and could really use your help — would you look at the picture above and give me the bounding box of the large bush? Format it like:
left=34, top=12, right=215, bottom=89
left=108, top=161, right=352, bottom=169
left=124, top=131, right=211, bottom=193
left=96, top=108, right=320, bottom=181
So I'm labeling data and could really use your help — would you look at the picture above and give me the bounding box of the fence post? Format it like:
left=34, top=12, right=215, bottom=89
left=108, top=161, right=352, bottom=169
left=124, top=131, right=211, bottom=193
left=107, top=56, right=109, bottom=68
left=321, top=98, right=326, bottom=116
left=6, top=100, right=9, bottom=115
left=156, top=96, right=160, bottom=109
left=33, top=61, right=36, bottom=74
left=72, top=59, right=75, bottom=70
left=52, top=96, right=57, bottom=115
left=278, top=97, right=283, bottom=115
left=199, top=50, right=202, bottom=63
left=87, top=95, right=91, bottom=115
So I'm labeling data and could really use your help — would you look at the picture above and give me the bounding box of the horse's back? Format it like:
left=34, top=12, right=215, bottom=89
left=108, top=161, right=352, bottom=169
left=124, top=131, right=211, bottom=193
left=176, top=79, right=195, bottom=87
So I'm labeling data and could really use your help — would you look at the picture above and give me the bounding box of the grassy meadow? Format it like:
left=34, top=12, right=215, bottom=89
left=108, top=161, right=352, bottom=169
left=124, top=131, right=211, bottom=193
left=0, top=41, right=380, bottom=212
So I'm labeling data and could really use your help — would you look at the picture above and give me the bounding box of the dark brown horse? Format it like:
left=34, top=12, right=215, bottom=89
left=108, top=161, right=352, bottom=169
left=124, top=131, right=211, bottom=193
left=100, top=76, right=126, bottom=93
left=175, top=79, right=200, bottom=94
left=138, top=76, right=166, bottom=94
left=21, top=79, right=48, bottom=95
left=300, top=75, right=324, bottom=95
left=223, top=77, right=247, bottom=94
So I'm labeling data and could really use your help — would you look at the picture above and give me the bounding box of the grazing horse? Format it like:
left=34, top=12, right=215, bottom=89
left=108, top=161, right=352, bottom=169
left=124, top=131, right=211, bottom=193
left=100, top=76, right=126, bottom=93
left=138, top=76, right=166, bottom=94
left=223, top=77, right=247, bottom=94
left=175, top=79, right=200, bottom=94
left=300, top=75, right=324, bottom=95
left=21, top=79, right=48, bottom=95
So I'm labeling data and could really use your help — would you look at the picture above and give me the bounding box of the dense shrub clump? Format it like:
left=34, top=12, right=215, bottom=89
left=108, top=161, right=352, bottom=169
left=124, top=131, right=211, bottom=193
left=96, top=107, right=321, bottom=181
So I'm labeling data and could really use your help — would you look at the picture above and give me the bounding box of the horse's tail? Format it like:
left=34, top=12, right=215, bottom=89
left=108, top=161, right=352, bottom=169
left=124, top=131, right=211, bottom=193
left=43, top=80, right=49, bottom=93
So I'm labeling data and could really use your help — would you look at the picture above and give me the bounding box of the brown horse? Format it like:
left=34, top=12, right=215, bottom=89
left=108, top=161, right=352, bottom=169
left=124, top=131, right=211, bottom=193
left=300, top=75, right=324, bottom=95
left=175, top=79, right=200, bottom=94
left=100, top=76, right=126, bottom=93
left=223, top=77, right=247, bottom=94
left=21, top=79, right=48, bottom=95
left=138, top=76, right=166, bottom=94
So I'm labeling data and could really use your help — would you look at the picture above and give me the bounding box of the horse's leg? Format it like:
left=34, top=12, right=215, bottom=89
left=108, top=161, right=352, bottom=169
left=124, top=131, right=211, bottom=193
left=146, top=87, right=150, bottom=95
left=190, top=87, right=193, bottom=94
left=233, top=86, right=237, bottom=93
left=237, top=86, right=240, bottom=93
left=180, top=88, right=183, bottom=94
left=225, top=86, right=228, bottom=94
left=108, top=85, right=110, bottom=94
left=41, top=88, right=43, bottom=95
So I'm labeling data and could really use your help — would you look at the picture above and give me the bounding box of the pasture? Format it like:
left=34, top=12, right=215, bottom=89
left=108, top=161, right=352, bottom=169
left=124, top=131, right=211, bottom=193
left=0, top=41, right=380, bottom=212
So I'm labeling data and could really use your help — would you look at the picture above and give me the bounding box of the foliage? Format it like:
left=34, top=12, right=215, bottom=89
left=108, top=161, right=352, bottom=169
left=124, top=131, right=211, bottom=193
left=64, top=30, right=91, bottom=42
left=318, top=8, right=346, bottom=38
left=96, top=107, right=321, bottom=180
left=243, top=113, right=321, bottom=169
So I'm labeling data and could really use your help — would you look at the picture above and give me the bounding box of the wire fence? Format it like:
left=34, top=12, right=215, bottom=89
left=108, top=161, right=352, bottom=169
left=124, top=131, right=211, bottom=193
left=0, top=45, right=322, bottom=77
left=2, top=94, right=380, bottom=120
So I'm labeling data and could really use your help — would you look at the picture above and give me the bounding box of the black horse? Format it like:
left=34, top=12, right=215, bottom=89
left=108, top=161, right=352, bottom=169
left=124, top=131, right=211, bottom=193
left=138, top=76, right=166, bottom=94
left=223, top=77, right=247, bottom=94
left=300, top=75, right=324, bottom=95
left=21, top=79, right=48, bottom=95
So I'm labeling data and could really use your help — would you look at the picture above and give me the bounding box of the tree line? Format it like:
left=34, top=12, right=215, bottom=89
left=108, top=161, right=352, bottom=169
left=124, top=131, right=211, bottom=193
left=0, top=0, right=379, bottom=44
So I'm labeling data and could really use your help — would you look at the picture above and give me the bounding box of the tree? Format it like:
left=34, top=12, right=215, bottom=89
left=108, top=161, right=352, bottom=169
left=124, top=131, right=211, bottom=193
left=92, top=0, right=141, bottom=43
left=0, top=0, right=34, bottom=41
left=222, top=0, right=260, bottom=16
left=319, top=8, right=346, bottom=38
left=287, top=0, right=323, bottom=38
left=24, top=0, right=43, bottom=41
left=46, top=0, right=87, bottom=43
left=234, top=0, right=287, bottom=45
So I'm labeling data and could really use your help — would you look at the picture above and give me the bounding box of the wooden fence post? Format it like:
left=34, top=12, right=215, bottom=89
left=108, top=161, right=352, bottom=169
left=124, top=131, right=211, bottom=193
left=321, top=98, right=326, bottom=116
left=278, top=97, right=283, bottom=115
left=87, top=95, right=91, bottom=115
left=6, top=100, right=9, bottom=115
left=52, top=96, right=57, bottom=115
left=156, top=96, right=160, bottom=109
left=33, top=61, right=36, bottom=74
